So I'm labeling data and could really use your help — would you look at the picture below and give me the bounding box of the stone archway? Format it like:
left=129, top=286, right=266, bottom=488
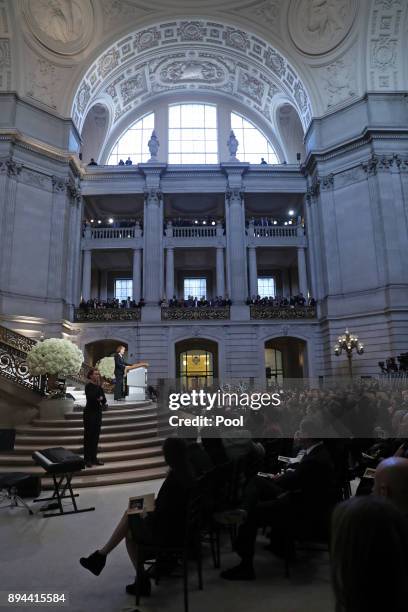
left=264, top=336, right=307, bottom=382
left=175, top=338, right=218, bottom=389
left=84, top=339, right=128, bottom=366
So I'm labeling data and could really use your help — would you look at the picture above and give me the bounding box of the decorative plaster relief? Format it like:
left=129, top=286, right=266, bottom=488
left=320, top=56, right=356, bottom=108
left=73, top=20, right=312, bottom=131
left=27, top=57, right=62, bottom=108
left=22, top=0, right=94, bottom=55
left=289, top=0, right=357, bottom=55
left=0, top=37, right=10, bottom=90
left=368, top=0, right=405, bottom=90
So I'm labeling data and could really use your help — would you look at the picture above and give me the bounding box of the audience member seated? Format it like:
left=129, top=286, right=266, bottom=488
left=118, top=159, right=125, bottom=166
left=373, top=457, right=408, bottom=515
left=88, top=158, right=98, bottom=166
left=79, top=438, right=195, bottom=596
left=219, top=415, right=336, bottom=580
left=125, top=157, right=133, bottom=165
left=331, top=496, right=408, bottom=612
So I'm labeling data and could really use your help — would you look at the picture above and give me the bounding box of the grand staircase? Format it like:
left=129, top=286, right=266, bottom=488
left=0, top=325, right=167, bottom=489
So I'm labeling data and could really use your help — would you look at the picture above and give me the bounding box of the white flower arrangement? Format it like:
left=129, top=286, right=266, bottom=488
left=96, top=356, right=115, bottom=380
left=27, top=338, right=84, bottom=377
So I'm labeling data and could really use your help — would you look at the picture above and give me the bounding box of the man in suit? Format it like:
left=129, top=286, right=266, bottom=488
left=221, top=415, right=335, bottom=580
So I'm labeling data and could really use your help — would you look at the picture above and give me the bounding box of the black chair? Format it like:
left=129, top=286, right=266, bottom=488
left=135, top=483, right=204, bottom=612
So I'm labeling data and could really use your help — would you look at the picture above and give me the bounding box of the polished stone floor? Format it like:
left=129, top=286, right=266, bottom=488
left=1, top=480, right=334, bottom=612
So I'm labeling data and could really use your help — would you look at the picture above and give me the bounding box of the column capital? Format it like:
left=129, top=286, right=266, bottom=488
left=0, top=157, right=22, bottom=177
left=144, top=188, right=162, bottom=204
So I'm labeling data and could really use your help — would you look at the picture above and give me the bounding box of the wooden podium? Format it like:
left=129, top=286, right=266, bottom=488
left=126, top=364, right=147, bottom=401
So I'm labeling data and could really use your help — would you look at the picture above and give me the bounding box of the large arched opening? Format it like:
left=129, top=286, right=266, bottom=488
left=175, top=338, right=218, bottom=390
left=84, top=339, right=128, bottom=366
left=264, top=336, right=307, bottom=383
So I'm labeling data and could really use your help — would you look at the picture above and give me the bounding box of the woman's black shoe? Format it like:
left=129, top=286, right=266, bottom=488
left=80, top=550, right=106, bottom=576
left=85, top=462, right=93, bottom=468
left=126, top=575, right=151, bottom=596
left=94, top=460, right=104, bottom=466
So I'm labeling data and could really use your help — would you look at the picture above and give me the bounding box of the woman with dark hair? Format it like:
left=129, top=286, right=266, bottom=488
left=83, top=368, right=106, bottom=468
left=113, top=345, right=129, bottom=401
left=331, top=496, right=408, bottom=612
left=80, top=437, right=195, bottom=595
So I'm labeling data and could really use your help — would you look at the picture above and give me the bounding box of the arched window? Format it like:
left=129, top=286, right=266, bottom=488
left=231, top=112, right=279, bottom=164
left=107, top=112, right=154, bottom=165
left=168, top=104, right=218, bottom=164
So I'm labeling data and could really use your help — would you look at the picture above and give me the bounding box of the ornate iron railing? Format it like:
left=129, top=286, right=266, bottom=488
left=161, top=306, right=230, bottom=321
left=250, top=305, right=317, bottom=320
left=74, top=308, right=141, bottom=322
left=0, top=341, right=43, bottom=394
left=0, top=325, right=37, bottom=353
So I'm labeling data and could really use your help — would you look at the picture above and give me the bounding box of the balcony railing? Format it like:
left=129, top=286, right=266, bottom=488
left=171, top=226, right=218, bottom=238
left=162, top=306, right=230, bottom=321
left=74, top=308, right=141, bottom=322
left=83, top=226, right=140, bottom=240
left=250, top=226, right=300, bottom=238
left=250, top=304, right=317, bottom=320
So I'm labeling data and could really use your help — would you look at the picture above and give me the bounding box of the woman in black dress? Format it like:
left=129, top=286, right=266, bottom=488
left=83, top=368, right=106, bottom=468
left=114, top=345, right=129, bottom=401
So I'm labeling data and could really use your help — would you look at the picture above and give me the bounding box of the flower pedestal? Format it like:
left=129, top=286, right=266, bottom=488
left=38, top=397, right=75, bottom=420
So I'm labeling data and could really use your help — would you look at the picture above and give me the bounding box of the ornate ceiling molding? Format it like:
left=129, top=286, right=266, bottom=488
left=21, top=0, right=95, bottom=56
left=72, top=19, right=313, bottom=132
left=288, top=0, right=357, bottom=56
left=0, top=0, right=12, bottom=92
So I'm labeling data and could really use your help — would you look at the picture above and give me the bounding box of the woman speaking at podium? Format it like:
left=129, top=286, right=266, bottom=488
left=114, top=345, right=148, bottom=402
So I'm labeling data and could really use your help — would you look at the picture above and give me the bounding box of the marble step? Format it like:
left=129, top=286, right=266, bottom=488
left=65, top=405, right=156, bottom=419
left=32, top=413, right=157, bottom=428
left=0, top=455, right=166, bottom=477
left=16, top=420, right=159, bottom=436
left=13, top=435, right=164, bottom=455
left=0, top=445, right=163, bottom=466
left=14, top=427, right=166, bottom=445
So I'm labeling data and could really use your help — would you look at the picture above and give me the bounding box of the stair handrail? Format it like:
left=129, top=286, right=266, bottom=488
left=0, top=324, right=37, bottom=354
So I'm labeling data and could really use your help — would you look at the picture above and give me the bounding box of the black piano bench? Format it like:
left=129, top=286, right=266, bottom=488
left=32, top=447, right=95, bottom=518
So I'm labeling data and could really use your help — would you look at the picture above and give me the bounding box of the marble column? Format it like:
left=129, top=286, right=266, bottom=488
left=100, top=270, right=108, bottom=301
left=166, top=247, right=174, bottom=299
left=132, top=248, right=141, bottom=303
left=216, top=247, right=225, bottom=297
left=225, top=188, right=247, bottom=302
left=0, top=159, right=21, bottom=290
left=143, top=189, right=163, bottom=304
left=297, top=246, right=308, bottom=296
left=248, top=246, right=258, bottom=298
left=82, top=249, right=92, bottom=302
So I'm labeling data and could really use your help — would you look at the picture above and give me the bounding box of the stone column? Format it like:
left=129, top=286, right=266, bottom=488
left=216, top=247, right=225, bottom=297
left=100, top=270, right=108, bottom=301
left=143, top=188, right=163, bottom=304
left=248, top=246, right=258, bottom=298
left=132, top=248, right=141, bottom=303
left=225, top=187, right=248, bottom=303
left=82, top=249, right=92, bottom=302
left=166, top=247, right=174, bottom=299
left=0, top=158, right=22, bottom=290
left=297, top=246, right=308, bottom=296
left=47, top=176, right=68, bottom=299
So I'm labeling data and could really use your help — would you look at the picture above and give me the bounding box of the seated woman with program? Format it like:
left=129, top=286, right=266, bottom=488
left=79, top=438, right=195, bottom=595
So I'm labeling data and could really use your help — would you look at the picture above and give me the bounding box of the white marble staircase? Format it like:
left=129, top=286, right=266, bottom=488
left=0, top=393, right=167, bottom=488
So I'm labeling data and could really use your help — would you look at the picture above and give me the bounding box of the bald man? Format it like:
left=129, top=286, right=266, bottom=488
left=374, top=457, right=408, bottom=515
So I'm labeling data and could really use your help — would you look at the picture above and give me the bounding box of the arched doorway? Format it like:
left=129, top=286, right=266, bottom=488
left=175, top=339, right=218, bottom=390
left=265, top=337, right=307, bottom=383
left=84, top=339, right=128, bottom=366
